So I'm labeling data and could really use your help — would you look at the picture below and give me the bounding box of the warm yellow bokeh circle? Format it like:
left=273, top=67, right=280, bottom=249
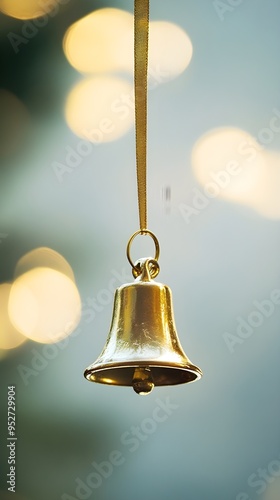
left=192, top=127, right=265, bottom=203
left=14, top=247, right=76, bottom=283
left=65, top=76, right=134, bottom=143
left=191, top=127, right=280, bottom=219
left=63, top=8, right=134, bottom=75
left=0, top=0, right=66, bottom=20
left=0, top=284, right=27, bottom=350
left=8, top=267, right=81, bottom=344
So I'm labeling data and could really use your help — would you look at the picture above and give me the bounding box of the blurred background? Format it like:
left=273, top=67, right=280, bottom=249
left=0, top=0, right=280, bottom=499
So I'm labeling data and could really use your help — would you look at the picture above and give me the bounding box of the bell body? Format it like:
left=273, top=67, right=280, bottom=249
left=84, top=260, right=202, bottom=391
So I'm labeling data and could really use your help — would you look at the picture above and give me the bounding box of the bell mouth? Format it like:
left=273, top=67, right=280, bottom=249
left=84, top=362, right=202, bottom=387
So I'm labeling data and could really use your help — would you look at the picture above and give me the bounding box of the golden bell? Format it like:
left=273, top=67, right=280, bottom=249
left=84, top=258, right=202, bottom=395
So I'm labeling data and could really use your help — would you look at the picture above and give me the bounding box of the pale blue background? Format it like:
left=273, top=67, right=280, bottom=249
left=0, top=1, right=280, bottom=499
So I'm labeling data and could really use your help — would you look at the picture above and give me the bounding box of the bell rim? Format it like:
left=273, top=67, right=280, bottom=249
left=84, top=360, right=203, bottom=386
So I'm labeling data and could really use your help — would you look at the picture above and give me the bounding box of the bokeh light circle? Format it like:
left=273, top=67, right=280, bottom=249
left=149, top=21, right=193, bottom=81
left=0, top=284, right=26, bottom=350
left=8, top=268, right=81, bottom=344
left=250, top=152, right=280, bottom=219
left=192, top=127, right=266, bottom=203
left=0, top=0, right=61, bottom=20
left=63, top=8, right=134, bottom=74
left=14, top=247, right=76, bottom=283
left=65, top=76, right=134, bottom=143
left=191, top=127, right=280, bottom=219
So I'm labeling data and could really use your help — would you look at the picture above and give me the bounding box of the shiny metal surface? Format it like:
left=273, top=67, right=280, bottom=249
left=84, top=259, right=202, bottom=392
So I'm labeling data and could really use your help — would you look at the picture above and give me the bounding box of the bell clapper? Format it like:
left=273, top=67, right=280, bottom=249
left=132, top=367, right=154, bottom=395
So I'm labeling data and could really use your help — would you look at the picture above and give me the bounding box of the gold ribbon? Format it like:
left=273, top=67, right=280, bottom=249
left=134, top=0, right=149, bottom=232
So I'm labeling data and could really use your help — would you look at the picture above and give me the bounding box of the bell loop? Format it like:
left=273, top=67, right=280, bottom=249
left=126, top=229, right=160, bottom=275
left=132, top=258, right=160, bottom=280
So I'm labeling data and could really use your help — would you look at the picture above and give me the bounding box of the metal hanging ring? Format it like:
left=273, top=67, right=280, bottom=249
left=126, top=229, right=160, bottom=272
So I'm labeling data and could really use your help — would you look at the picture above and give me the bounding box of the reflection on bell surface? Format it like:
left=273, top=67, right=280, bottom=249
left=84, top=258, right=202, bottom=395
